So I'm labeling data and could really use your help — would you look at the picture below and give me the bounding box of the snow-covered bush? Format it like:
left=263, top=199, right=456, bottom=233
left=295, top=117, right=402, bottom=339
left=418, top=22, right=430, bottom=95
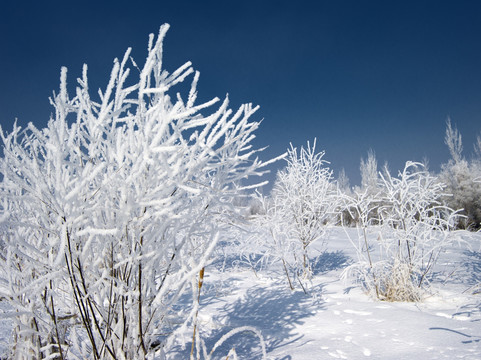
left=255, top=140, right=338, bottom=290
left=344, top=162, right=460, bottom=301
left=0, top=24, right=269, bottom=359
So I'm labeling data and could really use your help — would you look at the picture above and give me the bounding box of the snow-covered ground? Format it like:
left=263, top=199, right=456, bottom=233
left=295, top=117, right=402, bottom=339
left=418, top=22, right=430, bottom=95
left=169, top=227, right=481, bottom=359
left=1, top=228, right=480, bottom=359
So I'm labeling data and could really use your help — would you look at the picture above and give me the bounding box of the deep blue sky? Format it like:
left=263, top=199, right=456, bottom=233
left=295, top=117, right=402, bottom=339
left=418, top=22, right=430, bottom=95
left=1, top=0, right=481, bottom=186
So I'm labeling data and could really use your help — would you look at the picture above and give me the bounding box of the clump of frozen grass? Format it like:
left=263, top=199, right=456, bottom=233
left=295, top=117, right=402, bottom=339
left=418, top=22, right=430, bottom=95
left=378, top=261, right=422, bottom=302
left=355, top=260, right=423, bottom=302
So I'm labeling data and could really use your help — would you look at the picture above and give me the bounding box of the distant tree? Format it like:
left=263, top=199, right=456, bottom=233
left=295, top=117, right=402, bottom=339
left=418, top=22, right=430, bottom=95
left=445, top=117, right=463, bottom=164
left=440, top=120, right=481, bottom=229
left=440, top=160, right=481, bottom=229
left=345, top=150, right=384, bottom=227
left=337, top=168, right=351, bottom=195
left=474, top=134, right=481, bottom=162
left=360, top=149, right=379, bottom=194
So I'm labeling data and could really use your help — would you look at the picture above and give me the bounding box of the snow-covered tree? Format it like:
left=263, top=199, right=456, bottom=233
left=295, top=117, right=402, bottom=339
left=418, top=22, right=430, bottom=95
left=343, top=150, right=383, bottom=227
left=474, top=134, right=481, bottom=160
left=440, top=160, right=481, bottom=229
left=0, top=24, right=270, bottom=359
left=336, top=168, right=351, bottom=195
left=257, top=140, right=338, bottom=289
left=440, top=120, right=481, bottom=229
left=445, top=118, right=463, bottom=164
left=360, top=149, right=379, bottom=194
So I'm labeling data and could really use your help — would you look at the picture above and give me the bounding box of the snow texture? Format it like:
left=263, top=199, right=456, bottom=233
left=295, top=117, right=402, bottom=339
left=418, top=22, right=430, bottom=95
left=164, top=227, right=481, bottom=359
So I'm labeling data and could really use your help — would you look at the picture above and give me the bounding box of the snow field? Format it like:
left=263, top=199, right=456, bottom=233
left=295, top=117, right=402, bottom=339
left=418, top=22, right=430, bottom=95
left=168, top=227, right=481, bottom=359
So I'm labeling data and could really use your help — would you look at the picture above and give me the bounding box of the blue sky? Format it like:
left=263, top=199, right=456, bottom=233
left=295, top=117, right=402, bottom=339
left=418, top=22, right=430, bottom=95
left=1, top=0, right=481, bottom=186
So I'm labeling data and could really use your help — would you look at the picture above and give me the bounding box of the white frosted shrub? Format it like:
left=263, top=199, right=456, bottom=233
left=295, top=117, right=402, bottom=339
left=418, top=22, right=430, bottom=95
left=254, top=140, right=338, bottom=291
left=343, top=162, right=460, bottom=301
left=0, top=24, right=269, bottom=359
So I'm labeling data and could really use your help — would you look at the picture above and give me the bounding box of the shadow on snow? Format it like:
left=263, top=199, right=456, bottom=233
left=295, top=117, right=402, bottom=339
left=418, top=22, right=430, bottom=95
left=171, top=282, right=325, bottom=359
left=203, top=285, right=324, bottom=359
left=311, top=250, right=353, bottom=275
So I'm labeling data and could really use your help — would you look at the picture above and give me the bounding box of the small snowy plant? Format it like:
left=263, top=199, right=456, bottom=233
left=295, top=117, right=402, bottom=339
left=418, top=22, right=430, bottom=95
left=344, top=162, right=460, bottom=301
left=258, top=140, right=338, bottom=290
left=0, top=24, right=269, bottom=359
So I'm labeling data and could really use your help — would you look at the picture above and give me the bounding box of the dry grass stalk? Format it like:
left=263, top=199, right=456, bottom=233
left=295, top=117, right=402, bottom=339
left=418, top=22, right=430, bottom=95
left=191, top=267, right=205, bottom=359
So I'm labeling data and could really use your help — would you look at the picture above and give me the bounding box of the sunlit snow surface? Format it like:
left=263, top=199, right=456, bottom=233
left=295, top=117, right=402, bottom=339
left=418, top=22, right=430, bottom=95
left=1, top=228, right=481, bottom=359
left=169, top=228, right=481, bottom=359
